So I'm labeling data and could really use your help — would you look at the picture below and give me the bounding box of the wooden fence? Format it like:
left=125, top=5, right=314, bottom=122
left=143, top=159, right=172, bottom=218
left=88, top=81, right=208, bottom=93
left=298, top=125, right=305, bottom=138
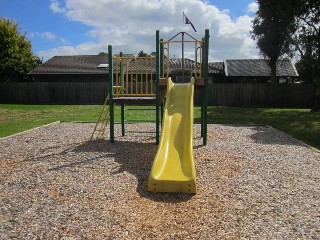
left=195, top=83, right=313, bottom=107
left=0, top=82, right=107, bottom=105
left=0, top=82, right=313, bottom=107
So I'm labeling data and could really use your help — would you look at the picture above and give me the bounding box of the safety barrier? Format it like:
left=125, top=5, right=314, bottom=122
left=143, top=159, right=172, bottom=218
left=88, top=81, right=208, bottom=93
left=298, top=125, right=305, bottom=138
left=160, top=32, right=204, bottom=79
left=112, top=56, right=156, bottom=97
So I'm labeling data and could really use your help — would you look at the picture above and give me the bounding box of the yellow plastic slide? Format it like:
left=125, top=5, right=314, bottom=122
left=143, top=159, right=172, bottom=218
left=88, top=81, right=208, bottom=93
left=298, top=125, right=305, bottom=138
left=148, top=77, right=196, bottom=193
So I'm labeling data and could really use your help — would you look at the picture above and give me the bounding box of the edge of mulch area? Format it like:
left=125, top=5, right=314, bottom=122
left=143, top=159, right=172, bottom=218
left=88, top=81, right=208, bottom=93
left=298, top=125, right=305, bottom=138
left=266, top=125, right=320, bottom=153
left=0, top=121, right=61, bottom=140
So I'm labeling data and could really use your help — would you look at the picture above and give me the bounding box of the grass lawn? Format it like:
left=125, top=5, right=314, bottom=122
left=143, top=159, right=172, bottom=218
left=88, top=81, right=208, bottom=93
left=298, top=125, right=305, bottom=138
left=0, top=104, right=319, bottom=149
left=195, top=107, right=320, bottom=150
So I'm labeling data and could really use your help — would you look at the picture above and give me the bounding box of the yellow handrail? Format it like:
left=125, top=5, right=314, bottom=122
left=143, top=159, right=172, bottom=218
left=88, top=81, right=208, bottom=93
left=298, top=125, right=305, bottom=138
left=160, top=38, right=205, bottom=79
left=112, top=56, right=156, bottom=97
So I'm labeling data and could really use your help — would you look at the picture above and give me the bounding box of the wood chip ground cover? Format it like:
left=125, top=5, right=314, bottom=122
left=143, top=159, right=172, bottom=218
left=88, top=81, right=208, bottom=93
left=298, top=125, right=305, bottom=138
left=0, top=123, right=319, bottom=239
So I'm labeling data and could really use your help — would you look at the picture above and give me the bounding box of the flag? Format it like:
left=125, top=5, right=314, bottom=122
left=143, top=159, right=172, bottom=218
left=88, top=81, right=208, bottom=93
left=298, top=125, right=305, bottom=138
left=183, top=12, right=197, bottom=32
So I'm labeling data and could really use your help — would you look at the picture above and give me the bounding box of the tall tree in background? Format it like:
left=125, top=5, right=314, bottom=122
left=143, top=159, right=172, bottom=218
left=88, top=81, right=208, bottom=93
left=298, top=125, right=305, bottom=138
left=252, top=0, right=303, bottom=84
left=0, top=17, right=41, bottom=82
left=292, top=0, right=320, bottom=111
left=137, top=50, right=149, bottom=57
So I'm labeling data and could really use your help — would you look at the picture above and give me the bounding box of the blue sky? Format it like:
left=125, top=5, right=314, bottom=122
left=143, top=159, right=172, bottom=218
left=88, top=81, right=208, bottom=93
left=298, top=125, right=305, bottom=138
left=0, top=0, right=259, bottom=61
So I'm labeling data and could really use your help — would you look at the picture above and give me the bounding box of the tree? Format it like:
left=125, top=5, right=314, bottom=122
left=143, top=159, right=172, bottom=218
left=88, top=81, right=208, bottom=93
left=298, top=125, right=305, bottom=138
left=295, top=58, right=313, bottom=83
left=137, top=50, right=149, bottom=57
left=0, top=17, right=41, bottom=82
left=252, top=0, right=304, bottom=84
left=292, top=0, right=320, bottom=111
left=98, top=52, right=108, bottom=56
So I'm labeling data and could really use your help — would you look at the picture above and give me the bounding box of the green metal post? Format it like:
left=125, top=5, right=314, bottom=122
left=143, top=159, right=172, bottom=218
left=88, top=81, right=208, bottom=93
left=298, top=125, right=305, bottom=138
left=201, top=37, right=205, bottom=138
left=108, top=45, right=114, bottom=143
left=159, top=39, right=164, bottom=133
left=160, top=102, right=163, bottom=127
left=203, top=29, right=209, bottom=145
left=120, top=51, right=124, bottom=94
left=121, top=103, right=125, bottom=136
left=156, top=30, right=160, bottom=144
left=201, top=105, right=204, bottom=137
left=160, top=39, right=164, bottom=78
left=120, top=52, right=125, bottom=136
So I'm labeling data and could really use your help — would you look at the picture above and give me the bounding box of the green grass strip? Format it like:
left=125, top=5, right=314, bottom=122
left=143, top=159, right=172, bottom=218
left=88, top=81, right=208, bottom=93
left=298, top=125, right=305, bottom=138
left=0, top=104, right=319, bottom=149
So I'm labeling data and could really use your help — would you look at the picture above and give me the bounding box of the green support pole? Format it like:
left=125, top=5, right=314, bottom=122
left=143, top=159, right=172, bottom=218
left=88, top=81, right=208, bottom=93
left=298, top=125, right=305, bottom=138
left=160, top=102, right=163, bottom=127
left=121, top=103, right=125, bottom=136
left=156, top=30, right=160, bottom=144
left=201, top=37, right=205, bottom=138
left=160, top=39, right=164, bottom=78
left=108, top=45, right=114, bottom=143
left=120, top=52, right=125, bottom=136
left=201, top=105, right=204, bottom=137
left=120, top=51, right=124, bottom=94
left=203, top=29, right=209, bottom=145
left=159, top=38, right=164, bottom=133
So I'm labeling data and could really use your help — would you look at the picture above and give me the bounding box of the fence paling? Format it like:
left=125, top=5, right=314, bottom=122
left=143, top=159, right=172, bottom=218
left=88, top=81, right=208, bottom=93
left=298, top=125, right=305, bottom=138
left=0, top=82, right=313, bottom=107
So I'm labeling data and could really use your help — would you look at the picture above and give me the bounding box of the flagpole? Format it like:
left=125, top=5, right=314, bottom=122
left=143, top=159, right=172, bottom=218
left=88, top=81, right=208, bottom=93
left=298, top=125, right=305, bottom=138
left=182, top=30, right=184, bottom=80
left=182, top=12, right=185, bottom=32
left=182, top=12, right=184, bottom=79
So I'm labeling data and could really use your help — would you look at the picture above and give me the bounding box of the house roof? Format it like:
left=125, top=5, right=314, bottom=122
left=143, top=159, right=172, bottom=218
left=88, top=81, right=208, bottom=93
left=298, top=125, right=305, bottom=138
left=166, top=59, right=224, bottom=74
left=118, top=57, right=156, bottom=74
left=29, top=55, right=298, bottom=78
left=29, top=55, right=109, bottom=74
left=209, top=62, right=224, bottom=74
left=225, top=59, right=298, bottom=77
left=169, top=58, right=197, bottom=70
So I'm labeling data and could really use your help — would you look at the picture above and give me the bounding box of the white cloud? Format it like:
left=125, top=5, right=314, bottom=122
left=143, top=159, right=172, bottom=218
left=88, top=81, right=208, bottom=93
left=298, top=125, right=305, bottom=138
left=60, top=38, right=70, bottom=44
left=247, top=2, right=258, bottom=14
left=27, top=32, right=35, bottom=39
left=50, top=0, right=66, bottom=13
left=41, top=31, right=56, bottom=40
left=38, top=42, right=106, bottom=60
left=40, top=0, right=259, bottom=61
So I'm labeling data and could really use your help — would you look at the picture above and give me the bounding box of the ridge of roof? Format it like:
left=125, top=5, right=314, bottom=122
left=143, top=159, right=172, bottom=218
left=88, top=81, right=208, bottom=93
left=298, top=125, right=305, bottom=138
left=224, top=58, right=291, bottom=61
left=29, top=55, right=297, bottom=77
left=51, top=54, right=104, bottom=57
left=224, top=58, right=297, bottom=77
left=29, top=54, right=109, bottom=75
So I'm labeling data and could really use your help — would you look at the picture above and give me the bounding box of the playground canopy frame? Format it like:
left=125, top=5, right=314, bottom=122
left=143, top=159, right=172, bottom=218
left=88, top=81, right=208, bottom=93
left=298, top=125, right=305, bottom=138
left=107, top=29, right=209, bottom=145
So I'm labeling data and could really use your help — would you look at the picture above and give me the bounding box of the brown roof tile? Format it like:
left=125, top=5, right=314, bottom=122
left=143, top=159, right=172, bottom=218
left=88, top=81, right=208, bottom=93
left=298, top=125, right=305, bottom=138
left=29, top=55, right=298, bottom=78
left=225, top=59, right=298, bottom=77
left=29, top=55, right=109, bottom=74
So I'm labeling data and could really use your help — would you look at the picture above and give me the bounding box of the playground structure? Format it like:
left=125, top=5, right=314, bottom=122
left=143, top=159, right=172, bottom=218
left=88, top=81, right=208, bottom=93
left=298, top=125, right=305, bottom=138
left=91, top=29, right=210, bottom=193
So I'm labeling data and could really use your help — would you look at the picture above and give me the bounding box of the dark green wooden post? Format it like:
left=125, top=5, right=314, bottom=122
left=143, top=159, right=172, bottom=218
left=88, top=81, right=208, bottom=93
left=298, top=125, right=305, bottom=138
left=203, top=29, right=209, bottom=145
left=159, top=38, right=164, bottom=132
left=160, top=102, right=164, bottom=127
left=120, top=52, right=125, bottom=136
left=108, top=45, right=114, bottom=143
left=201, top=105, right=204, bottom=137
left=121, top=103, right=125, bottom=136
left=120, top=52, right=124, bottom=90
left=156, top=30, right=160, bottom=144
left=200, top=37, right=205, bottom=138
left=160, top=39, right=164, bottom=78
